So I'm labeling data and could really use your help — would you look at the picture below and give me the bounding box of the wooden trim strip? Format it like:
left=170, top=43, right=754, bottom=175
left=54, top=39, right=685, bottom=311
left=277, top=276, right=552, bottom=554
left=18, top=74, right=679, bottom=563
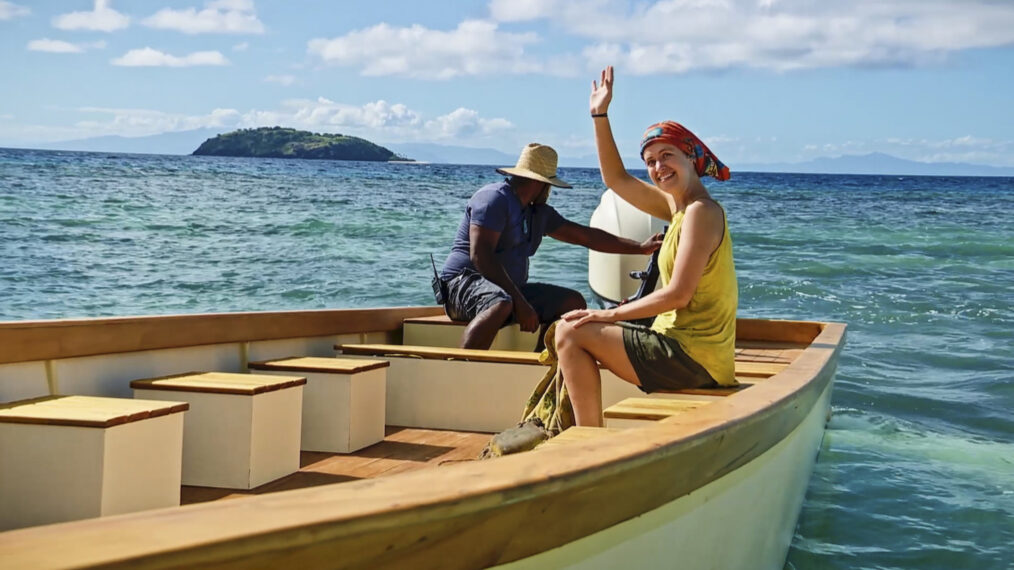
left=0, top=306, right=444, bottom=365
left=656, top=384, right=749, bottom=397
left=736, top=319, right=823, bottom=344
left=401, top=315, right=468, bottom=326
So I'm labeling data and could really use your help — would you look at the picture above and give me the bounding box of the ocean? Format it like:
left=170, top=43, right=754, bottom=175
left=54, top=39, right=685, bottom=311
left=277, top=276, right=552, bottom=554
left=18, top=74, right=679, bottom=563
left=1, top=147, right=1012, bottom=569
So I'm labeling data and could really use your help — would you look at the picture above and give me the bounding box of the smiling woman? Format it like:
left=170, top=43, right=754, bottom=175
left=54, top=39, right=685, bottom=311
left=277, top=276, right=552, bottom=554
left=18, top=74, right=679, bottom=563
left=554, top=66, right=738, bottom=427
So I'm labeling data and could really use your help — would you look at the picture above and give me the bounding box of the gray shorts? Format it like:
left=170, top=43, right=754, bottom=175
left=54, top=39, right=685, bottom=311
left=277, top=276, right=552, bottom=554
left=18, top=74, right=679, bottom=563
left=619, top=322, right=717, bottom=393
left=444, top=269, right=581, bottom=324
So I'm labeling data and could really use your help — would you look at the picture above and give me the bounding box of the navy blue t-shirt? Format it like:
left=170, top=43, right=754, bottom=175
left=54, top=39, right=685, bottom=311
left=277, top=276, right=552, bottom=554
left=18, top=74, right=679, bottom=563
left=440, top=180, right=565, bottom=285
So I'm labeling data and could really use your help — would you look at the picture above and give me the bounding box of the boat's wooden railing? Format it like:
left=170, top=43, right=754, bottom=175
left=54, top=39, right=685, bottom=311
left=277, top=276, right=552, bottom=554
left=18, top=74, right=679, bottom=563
left=0, top=307, right=444, bottom=365
left=0, top=307, right=444, bottom=403
left=0, top=313, right=846, bottom=569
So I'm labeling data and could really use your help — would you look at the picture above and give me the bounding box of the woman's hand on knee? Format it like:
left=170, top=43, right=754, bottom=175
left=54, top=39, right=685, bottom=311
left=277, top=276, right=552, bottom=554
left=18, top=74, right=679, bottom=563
left=561, top=308, right=617, bottom=328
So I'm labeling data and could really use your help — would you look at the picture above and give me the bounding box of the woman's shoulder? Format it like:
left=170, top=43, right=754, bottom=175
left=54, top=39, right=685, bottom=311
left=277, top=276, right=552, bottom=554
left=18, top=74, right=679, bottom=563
left=685, top=197, right=725, bottom=223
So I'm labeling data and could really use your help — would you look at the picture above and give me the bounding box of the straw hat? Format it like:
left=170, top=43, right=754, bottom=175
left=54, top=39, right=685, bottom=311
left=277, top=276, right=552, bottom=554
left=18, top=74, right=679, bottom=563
left=496, top=143, right=572, bottom=188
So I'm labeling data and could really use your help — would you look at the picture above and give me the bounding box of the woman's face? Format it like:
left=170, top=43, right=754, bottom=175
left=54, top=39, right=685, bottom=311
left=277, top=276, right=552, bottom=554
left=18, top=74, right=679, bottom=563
left=643, top=141, right=695, bottom=192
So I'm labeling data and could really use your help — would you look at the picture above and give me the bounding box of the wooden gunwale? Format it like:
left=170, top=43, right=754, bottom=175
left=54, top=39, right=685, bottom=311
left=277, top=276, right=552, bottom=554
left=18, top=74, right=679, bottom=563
left=0, top=311, right=845, bottom=569
left=0, top=306, right=445, bottom=365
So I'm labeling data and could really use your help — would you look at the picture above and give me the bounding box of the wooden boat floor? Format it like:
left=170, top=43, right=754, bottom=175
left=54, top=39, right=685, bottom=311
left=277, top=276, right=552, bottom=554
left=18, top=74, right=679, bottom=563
left=180, top=426, right=492, bottom=505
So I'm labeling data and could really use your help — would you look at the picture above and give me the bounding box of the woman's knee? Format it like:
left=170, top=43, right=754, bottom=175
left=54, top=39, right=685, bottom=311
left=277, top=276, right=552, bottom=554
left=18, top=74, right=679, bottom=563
left=555, top=319, right=593, bottom=354
left=554, top=319, right=576, bottom=349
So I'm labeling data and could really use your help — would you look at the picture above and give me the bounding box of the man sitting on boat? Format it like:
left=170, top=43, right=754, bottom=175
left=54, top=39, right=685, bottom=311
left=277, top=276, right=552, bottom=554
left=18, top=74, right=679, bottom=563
left=437, top=142, right=662, bottom=350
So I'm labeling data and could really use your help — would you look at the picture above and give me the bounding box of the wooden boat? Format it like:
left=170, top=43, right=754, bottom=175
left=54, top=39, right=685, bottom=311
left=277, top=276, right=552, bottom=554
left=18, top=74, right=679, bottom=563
left=0, top=307, right=845, bottom=569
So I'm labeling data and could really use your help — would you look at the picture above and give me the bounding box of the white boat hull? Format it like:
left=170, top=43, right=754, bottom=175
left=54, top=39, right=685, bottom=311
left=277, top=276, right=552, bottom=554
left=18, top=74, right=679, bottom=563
left=501, top=382, right=832, bottom=570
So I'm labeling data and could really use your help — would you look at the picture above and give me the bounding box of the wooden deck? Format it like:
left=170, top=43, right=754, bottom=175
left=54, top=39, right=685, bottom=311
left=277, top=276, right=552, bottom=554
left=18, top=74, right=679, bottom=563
left=181, top=426, right=493, bottom=505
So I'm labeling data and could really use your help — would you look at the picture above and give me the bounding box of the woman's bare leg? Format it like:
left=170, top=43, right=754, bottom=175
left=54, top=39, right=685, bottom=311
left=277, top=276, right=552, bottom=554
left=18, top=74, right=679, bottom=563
left=555, top=321, right=640, bottom=426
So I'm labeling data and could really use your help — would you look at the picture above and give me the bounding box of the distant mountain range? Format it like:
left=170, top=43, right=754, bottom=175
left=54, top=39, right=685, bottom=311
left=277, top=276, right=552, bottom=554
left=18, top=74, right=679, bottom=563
left=737, top=152, right=1014, bottom=177
left=385, top=142, right=517, bottom=166
left=27, top=128, right=224, bottom=156
left=16, top=129, right=1014, bottom=177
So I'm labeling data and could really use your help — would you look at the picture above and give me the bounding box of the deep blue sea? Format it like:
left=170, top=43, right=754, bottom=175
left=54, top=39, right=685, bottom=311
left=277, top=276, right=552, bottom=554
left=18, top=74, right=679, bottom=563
left=2, top=148, right=1012, bottom=569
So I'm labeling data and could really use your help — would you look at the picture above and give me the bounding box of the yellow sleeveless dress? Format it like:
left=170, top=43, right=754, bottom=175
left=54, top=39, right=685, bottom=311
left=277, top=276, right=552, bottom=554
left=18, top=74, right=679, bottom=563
left=650, top=201, right=738, bottom=386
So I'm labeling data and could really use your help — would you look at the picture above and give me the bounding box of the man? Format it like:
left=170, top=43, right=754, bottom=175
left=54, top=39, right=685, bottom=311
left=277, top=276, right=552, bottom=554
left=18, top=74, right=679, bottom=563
left=437, top=143, right=662, bottom=350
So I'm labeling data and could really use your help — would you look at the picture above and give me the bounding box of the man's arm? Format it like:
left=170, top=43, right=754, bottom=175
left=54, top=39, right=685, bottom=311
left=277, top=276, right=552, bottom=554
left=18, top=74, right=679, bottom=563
left=548, top=219, right=663, bottom=255
left=469, top=224, right=539, bottom=332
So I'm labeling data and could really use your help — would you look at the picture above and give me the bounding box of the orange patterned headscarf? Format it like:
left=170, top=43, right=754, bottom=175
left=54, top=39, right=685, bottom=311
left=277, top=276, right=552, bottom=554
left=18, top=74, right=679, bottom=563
left=640, top=121, right=730, bottom=181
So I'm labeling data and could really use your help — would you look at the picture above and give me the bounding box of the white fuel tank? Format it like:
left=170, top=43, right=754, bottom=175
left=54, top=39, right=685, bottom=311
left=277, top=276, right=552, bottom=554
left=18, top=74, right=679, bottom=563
left=587, top=189, right=667, bottom=305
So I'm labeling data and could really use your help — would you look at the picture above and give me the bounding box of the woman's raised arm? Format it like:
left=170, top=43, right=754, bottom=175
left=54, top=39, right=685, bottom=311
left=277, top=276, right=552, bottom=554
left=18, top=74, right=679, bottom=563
left=590, top=66, right=672, bottom=221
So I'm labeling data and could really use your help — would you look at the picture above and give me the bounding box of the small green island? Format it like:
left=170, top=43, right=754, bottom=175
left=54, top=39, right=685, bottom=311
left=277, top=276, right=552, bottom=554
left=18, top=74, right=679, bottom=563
left=192, top=127, right=411, bottom=162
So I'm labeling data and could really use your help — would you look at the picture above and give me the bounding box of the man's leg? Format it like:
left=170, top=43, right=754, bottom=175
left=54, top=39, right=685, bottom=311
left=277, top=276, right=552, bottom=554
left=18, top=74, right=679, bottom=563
left=445, top=271, right=515, bottom=350
left=523, top=283, right=587, bottom=352
left=460, top=299, right=512, bottom=350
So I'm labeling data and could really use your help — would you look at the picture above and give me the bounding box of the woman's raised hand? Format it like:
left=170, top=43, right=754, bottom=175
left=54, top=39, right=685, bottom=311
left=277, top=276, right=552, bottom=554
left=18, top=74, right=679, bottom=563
left=590, top=66, right=614, bottom=116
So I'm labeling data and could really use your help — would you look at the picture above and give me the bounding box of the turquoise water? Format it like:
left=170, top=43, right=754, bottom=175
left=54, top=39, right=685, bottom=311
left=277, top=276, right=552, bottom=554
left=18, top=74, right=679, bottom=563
left=2, top=148, right=1012, bottom=568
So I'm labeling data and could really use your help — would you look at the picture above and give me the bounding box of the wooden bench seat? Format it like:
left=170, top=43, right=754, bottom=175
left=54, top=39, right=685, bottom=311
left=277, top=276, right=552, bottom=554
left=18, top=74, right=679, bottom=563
left=248, top=357, right=389, bottom=453
left=0, top=395, right=188, bottom=530
left=338, top=343, right=543, bottom=366
left=603, top=398, right=712, bottom=421
left=401, top=315, right=538, bottom=351
left=603, top=397, right=718, bottom=428
left=131, top=372, right=306, bottom=490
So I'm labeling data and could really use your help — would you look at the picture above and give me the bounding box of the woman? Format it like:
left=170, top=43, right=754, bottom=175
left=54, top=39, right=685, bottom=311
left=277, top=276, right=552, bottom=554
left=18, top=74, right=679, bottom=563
left=555, top=66, right=738, bottom=427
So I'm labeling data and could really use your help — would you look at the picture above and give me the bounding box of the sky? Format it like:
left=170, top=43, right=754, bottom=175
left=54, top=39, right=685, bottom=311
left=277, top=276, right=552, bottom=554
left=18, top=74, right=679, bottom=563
left=1, top=0, right=1013, bottom=167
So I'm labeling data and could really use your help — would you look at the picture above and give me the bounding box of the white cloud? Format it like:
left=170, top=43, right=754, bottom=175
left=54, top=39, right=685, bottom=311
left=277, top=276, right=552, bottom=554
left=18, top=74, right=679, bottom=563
left=235, top=98, right=513, bottom=143
left=0, top=1, right=29, bottom=20
left=73, top=106, right=241, bottom=137
left=27, top=38, right=106, bottom=54
left=5, top=98, right=513, bottom=148
left=53, top=0, right=129, bottom=32
left=424, top=108, right=513, bottom=139
left=143, top=0, right=264, bottom=34
left=307, top=20, right=543, bottom=79
left=111, top=47, right=229, bottom=67
left=488, top=0, right=561, bottom=22
left=28, top=39, right=84, bottom=54
left=241, top=98, right=423, bottom=131
left=264, top=74, right=295, bottom=86
left=233, top=42, right=249, bottom=52
left=489, top=0, right=1014, bottom=73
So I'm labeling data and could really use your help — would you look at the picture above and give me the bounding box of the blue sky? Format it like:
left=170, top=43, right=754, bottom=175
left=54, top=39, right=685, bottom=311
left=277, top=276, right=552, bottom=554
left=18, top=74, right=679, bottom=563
left=1, top=0, right=1013, bottom=166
